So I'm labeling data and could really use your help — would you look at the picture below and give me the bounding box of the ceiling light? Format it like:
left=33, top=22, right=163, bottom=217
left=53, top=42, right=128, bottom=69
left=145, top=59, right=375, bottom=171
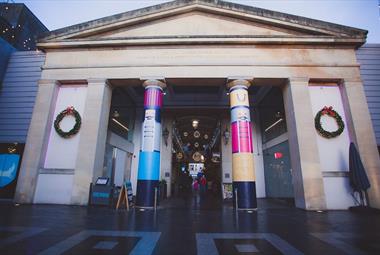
left=265, top=118, right=284, bottom=132
left=112, top=118, right=129, bottom=131
left=192, top=119, right=199, bottom=129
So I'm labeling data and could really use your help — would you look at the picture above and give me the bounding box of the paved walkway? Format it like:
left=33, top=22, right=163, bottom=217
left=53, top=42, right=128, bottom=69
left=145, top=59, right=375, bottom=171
left=0, top=196, right=379, bottom=255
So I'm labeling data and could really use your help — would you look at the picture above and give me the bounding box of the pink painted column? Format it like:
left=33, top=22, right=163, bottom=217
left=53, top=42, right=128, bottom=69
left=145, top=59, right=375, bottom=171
left=228, top=79, right=257, bottom=209
left=136, top=79, right=166, bottom=208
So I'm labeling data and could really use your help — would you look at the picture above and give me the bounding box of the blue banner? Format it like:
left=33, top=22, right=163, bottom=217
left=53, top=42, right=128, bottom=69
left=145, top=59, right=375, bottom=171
left=0, top=154, right=20, bottom=188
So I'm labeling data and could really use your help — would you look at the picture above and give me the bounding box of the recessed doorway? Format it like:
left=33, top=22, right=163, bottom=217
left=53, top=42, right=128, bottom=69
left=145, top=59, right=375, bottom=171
left=170, top=111, right=223, bottom=209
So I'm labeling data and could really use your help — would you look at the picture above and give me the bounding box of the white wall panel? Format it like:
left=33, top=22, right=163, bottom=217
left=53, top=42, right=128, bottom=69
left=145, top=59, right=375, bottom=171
left=33, top=174, right=74, bottom=204
left=43, top=86, right=87, bottom=169
left=323, top=177, right=355, bottom=209
left=309, top=85, right=354, bottom=209
left=309, top=85, right=350, bottom=172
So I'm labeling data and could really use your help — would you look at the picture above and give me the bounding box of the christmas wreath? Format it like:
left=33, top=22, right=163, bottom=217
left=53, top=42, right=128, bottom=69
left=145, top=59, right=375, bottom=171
left=314, top=106, right=344, bottom=139
left=54, top=106, right=81, bottom=138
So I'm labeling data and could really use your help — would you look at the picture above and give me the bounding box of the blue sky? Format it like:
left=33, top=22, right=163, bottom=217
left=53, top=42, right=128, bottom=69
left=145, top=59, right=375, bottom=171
left=16, top=0, right=380, bottom=42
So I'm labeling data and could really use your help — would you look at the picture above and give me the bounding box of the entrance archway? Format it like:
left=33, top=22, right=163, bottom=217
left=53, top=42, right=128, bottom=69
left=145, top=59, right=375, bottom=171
left=170, top=113, right=222, bottom=208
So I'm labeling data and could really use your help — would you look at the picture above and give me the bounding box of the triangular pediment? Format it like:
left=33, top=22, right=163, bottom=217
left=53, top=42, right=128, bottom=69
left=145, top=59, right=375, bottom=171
left=39, top=0, right=367, bottom=48
left=88, top=11, right=309, bottom=39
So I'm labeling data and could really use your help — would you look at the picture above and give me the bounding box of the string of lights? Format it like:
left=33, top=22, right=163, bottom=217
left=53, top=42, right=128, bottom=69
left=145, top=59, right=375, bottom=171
left=0, top=3, right=43, bottom=50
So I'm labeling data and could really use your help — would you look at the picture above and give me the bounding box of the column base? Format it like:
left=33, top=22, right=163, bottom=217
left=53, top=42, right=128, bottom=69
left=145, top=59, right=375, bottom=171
left=233, top=181, right=257, bottom=209
left=136, top=180, right=159, bottom=208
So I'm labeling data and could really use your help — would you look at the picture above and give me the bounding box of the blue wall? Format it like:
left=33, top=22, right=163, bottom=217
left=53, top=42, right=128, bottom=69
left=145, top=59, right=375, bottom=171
left=0, top=51, right=45, bottom=143
left=0, top=37, right=16, bottom=84
left=356, top=44, right=380, bottom=145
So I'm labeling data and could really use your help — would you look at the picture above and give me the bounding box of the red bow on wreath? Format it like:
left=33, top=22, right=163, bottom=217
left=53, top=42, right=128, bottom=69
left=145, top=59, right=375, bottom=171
left=66, top=106, right=75, bottom=114
left=321, top=106, right=335, bottom=117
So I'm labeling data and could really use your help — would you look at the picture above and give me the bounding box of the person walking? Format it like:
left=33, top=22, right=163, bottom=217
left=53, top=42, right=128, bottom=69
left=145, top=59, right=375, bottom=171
left=192, top=178, right=199, bottom=206
left=200, top=175, right=207, bottom=194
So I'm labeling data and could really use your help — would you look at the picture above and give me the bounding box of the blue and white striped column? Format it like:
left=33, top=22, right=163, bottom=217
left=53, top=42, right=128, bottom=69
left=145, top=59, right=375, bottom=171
left=136, top=80, right=165, bottom=208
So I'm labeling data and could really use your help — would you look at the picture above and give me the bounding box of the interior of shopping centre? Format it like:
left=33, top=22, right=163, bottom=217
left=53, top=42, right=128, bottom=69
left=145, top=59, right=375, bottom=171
left=102, top=78, right=294, bottom=208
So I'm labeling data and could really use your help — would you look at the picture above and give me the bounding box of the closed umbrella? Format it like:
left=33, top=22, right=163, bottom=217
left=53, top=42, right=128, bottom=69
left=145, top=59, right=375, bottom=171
left=349, top=142, right=371, bottom=207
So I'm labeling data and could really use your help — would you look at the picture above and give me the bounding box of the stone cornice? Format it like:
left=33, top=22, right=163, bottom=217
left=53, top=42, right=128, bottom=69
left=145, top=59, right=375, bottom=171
left=38, top=36, right=365, bottom=49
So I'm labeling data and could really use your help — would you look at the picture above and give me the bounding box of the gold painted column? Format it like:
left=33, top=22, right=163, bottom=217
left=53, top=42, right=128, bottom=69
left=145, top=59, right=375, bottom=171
left=228, top=79, right=257, bottom=209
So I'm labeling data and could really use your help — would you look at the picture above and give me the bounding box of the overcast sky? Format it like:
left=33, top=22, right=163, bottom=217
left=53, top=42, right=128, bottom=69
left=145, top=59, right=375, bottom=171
left=15, top=0, right=380, bottom=43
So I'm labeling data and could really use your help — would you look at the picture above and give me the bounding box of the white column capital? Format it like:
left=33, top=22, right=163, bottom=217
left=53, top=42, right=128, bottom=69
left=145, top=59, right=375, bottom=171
left=142, top=79, right=166, bottom=89
left=227, top=79, right=252, bottom=89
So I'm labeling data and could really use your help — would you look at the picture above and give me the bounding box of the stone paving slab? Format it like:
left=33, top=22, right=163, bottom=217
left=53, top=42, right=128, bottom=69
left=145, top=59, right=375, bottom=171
left=0, top=199, right=379, bottom=255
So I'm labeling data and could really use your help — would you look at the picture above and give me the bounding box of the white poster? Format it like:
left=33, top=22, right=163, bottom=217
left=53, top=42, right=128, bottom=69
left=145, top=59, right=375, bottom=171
left=141, top=109, right=161, bottom=152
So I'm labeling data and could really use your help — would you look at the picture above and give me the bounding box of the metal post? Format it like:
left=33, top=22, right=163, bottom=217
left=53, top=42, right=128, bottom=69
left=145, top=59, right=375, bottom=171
left=235, top=188, right=238, bottom=211
left=154, top=187, right=158, bottom=211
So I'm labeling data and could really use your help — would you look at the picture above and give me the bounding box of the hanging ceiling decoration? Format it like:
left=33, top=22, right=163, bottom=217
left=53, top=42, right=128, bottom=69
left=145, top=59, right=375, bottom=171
left=172, top=121, right=186, bottom=158
left=193, top=130, right=201, bottom=138
left=173, top=116, right=221, bottom=164
left=211, top=152, right=221, bottom=163
left=192, top=151, right=202, bottom=162
left=204, top=121, right=221, bottom=153
left=176, top=152, right=184, bottom=161
left=192, top=119, right=199, bottom=129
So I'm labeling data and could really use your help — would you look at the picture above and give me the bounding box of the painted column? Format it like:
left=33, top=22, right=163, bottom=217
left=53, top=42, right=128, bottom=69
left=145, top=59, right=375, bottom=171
left=136, top=80, right=165, bottom=208
left=228, top=79, right=257, bottom=209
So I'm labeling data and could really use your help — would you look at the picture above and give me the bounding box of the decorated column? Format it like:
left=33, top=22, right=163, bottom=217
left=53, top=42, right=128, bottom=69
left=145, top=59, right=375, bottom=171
left=136, top=79, right=165, bottom=208
left=228, top=79, right=257, bottom=209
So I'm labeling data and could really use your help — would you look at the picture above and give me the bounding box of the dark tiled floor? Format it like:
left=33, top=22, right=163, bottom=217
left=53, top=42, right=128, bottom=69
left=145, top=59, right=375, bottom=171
left=0, top=193, right=379, bottom=255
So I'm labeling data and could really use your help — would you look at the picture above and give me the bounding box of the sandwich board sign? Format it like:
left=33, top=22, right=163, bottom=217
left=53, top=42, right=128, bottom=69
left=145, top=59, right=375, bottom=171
left=116, top=181, right=133, bottom=210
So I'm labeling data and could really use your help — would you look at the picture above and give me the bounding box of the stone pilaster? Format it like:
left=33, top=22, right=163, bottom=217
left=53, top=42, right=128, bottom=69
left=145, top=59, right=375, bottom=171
left=71, top=79, right=112, bottom=205
left=342, top=79, right=380, bottom=209
left=14, top=79, right=59, bottom=203
left=283, top=77, right=327, bottom=210
left=160, top=115, right=173, bottom=197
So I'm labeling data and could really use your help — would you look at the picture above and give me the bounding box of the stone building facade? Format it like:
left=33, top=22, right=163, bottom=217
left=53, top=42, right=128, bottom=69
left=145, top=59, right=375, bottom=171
left=13, top=0, right=380, bottom=210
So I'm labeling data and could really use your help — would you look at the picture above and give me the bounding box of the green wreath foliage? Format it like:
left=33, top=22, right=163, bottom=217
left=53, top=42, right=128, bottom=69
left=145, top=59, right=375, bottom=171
left=314, top=106, right=345, bottom=139
left=54, top=106, right=81, bottom=138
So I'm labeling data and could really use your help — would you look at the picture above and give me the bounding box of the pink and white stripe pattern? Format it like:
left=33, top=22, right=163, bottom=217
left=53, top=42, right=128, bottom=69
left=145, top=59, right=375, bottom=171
left=144, top=87, right=163, bottom=108
left=231, top=121, right=253, bottom=153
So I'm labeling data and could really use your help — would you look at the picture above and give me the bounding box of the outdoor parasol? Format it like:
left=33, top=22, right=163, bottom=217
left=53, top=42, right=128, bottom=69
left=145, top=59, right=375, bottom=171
left=348, top=142, right=371, bottom=207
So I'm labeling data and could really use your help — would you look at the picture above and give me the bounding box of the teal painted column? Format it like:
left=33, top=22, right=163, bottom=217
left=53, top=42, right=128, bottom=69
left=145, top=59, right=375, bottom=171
left=136, top=79, right=166, bottom=208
